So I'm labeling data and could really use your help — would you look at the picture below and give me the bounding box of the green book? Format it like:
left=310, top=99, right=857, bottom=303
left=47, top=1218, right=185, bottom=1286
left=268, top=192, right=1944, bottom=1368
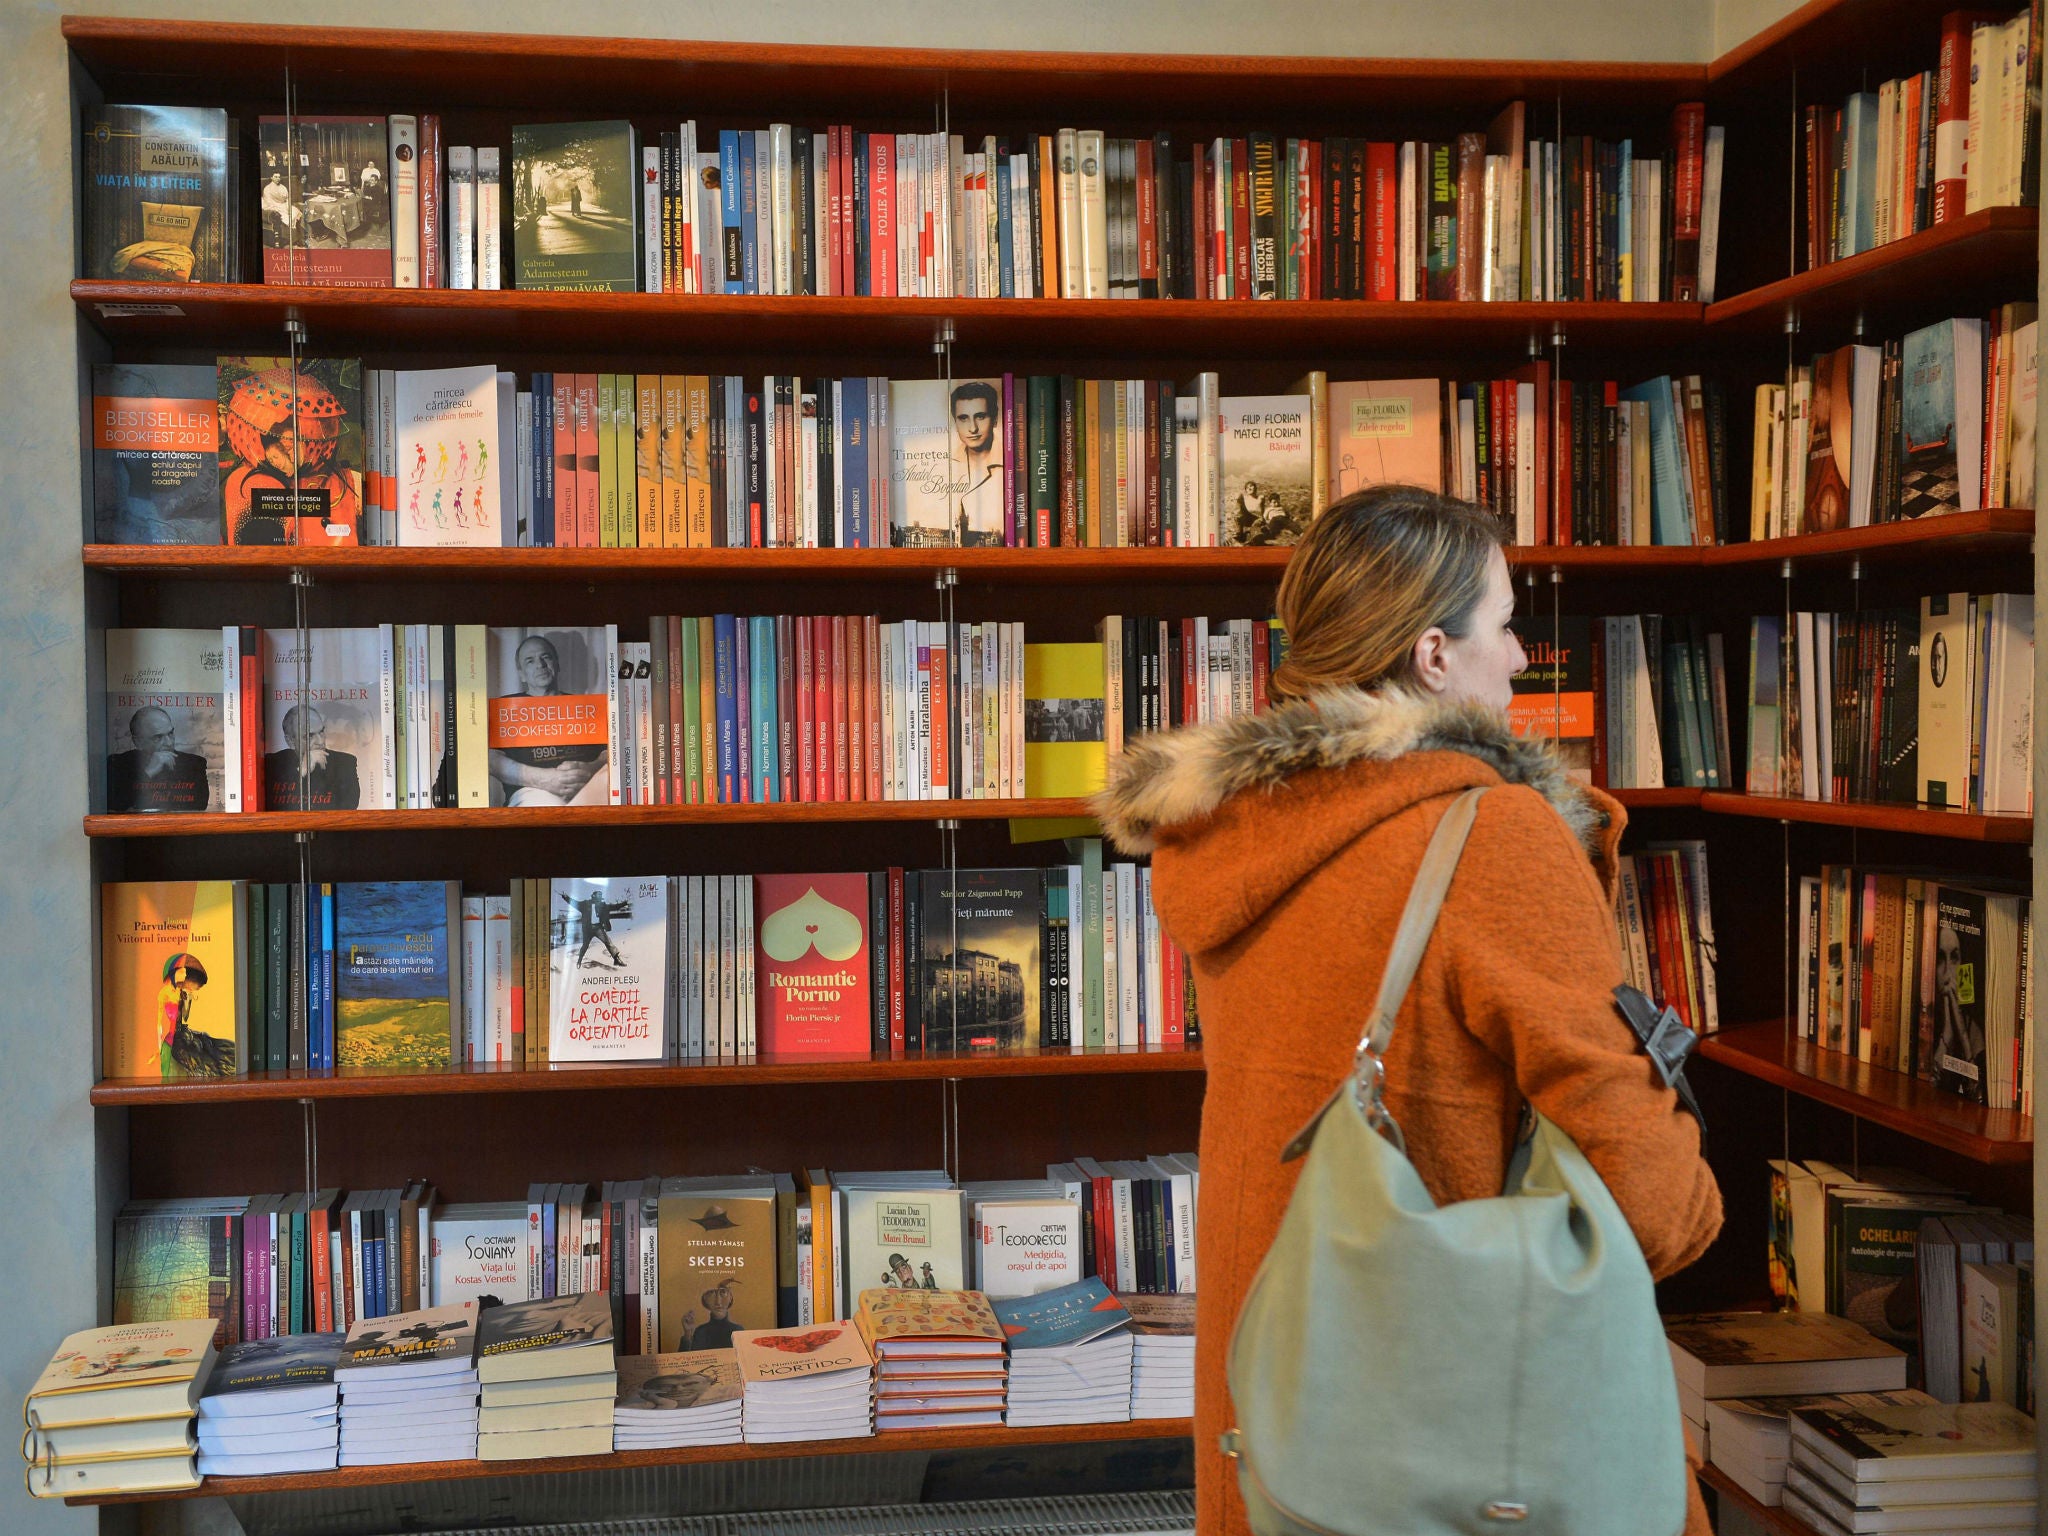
left=614, top=378, right=638, bottom=549
left=598, top=374, right=620, bottom=548
left=680, top=617, right=703, bottom=803
left=246, top=883, right=266, bottom=1079
left=289, top=1197, right=308, bottom=1335
left=510, top=120, right=641, bottom=292
left=1071, top=835, right=1107, bottom=1049
left=265, top=882, right=290, bottom=1075
left=1027, top=376, right=1058, bottom=548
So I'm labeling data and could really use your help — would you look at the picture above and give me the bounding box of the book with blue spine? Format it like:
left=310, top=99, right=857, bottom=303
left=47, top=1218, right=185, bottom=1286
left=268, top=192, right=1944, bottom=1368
left=842, top=375, right=871, bottom=547
left=1618, top=377, right=1692, bottom=545
left=720, top=131, right=744, bottom=292
left=715, top=614, right=739, bottom=803
left=734, top=616, right=753, bottom=800
left=751, top=616, right=780, bottom=801
left=738, top=133, right=759, bottom=293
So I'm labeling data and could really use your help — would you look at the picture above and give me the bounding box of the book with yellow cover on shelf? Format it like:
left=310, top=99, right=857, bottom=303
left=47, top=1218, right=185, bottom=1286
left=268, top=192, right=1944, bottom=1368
left=24, top=1320, right=221, bottom=1431
left=854, top=1288, right=1005, bottom=1358
left=100, top=880, right=246, bottom=1081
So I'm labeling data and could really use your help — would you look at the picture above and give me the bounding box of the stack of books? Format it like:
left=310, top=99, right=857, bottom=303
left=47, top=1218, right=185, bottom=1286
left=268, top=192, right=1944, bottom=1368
left=997, top=1277, right=1135, bottom=1427
left=477, top=1293, right=617, bottom=1461
left=21, top=1320, right=217, bottom=1499
left=612, top=1350, right=742, bottom=1449
left=1663, top=1311, right=1908, bottom=1466
left=335, top=1301, right=481, bottom=1466
left=1784, top=1399, right=2040, bottom=1535
left=1703, top=1390, right=1934, bottom=1509
left=735, top=1318, right=874, bottom=1444
left=856, top=1289, right=1008, bottom=1431
left=1125, top=1295, right=1196, bottom=1419
left=196, top=1332, right=344, bottom=1477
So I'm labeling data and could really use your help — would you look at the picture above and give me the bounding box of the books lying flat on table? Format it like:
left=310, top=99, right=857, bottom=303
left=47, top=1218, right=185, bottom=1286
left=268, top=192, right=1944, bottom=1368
left=1705, top=1390, right=1935, bottom=1509
left=1125, top=1293, right=1196, bottom=1419
left=613, top=1350, right=741, bottom=1449
left=337, top=1301, right=480, bottom=1466
left=735, top=1319, right=873, bottom=1443
left=477, top=1292, right=616, bottom=1460
left=1665, top=1311, right=1909, bottom=1401
left=999, top=1278, right=1134, bottom=1427
left=21, top=1320, right=220, bottom=1498
left=857, top=1289, right=1007, bottom=1431
left=196, top=1331, right=343, bottom=1477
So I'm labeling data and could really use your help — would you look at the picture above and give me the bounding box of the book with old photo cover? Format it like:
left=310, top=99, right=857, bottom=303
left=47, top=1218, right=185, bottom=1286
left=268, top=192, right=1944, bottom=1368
left=81, top=106, right=235, bottom=283
left=91, top=364, right=223, bottom=545
left=917, top=867, right=1045, bottom=1052
left=1664, top=1311, right=1908, bottom=1399
left=511, top=121, right=641, bottom=291
left=262, top=626, right=394, bottom=812
left=476, top=1292, right=614, bottom=1383
left=111, top=1199, right=243, bottom=1342
left=257, top=116, right=393, bottom=287
left=1220, top=394, right=1314, bottom=546
left=218, top=356, right=364, bottom=546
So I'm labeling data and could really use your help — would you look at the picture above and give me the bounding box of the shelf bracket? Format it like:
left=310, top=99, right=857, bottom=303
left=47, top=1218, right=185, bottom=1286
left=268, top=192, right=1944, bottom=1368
left=936, top=818, right=961, bottom=832
left=283, top=314, right=309, bottom=349
left=934, top=567, right=958, bottom=591
left=1548, top=324, right=1566, bottom=352
left=933, top=319, right=956, bottom=352
left=290, top=567, right=314, bottom=590
left=1782, top=310, right=1800, bottom=338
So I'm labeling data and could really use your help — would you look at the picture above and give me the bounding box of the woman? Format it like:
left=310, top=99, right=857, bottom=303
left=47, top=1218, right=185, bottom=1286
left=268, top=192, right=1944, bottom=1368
left=1095, top=486, right=1722, bottom=1536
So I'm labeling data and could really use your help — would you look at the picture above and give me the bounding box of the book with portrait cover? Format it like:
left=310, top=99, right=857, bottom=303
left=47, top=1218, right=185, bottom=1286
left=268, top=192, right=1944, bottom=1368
left=656, top=1177, right=780, bottom=1351
left=487, top=625, right=616, bottom=807
left=1326, top=379, right=1444, bottom=498
left=91, top=364, right=223, bottom=544
left=1220, top=394, right=1314, bottom=546
left=101, top=880, right=245, bottom=1080
left=262, top=626, right=395, bottom=812
left=394, top=365, right=503, bottom=546
left=81, top=106, right=234, bottom=283
left=429, top=1202, right=527, bottom=1309
left=511, top=121, right=641, bottom=291
left=333, top=881, right=461, bottom=1074
left=103, top=628, right=227, bottom=814
left=257, top=116, right=393, bottom=287
left=548, top=876, right=667, bottom=1064
left=112, top=1199, right=244, bottom=1340
left=217, top=356, right=364, bottom=546
left=753, top=873, right=871, bottom=1055
left=917, top=867, right=1045, bottom=1052
left=887, top=378, right=1004, bottom=547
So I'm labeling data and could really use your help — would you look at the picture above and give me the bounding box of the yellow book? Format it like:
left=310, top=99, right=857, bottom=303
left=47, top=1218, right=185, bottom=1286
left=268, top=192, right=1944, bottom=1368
left=636, top=376, right=664, bottom=548
left=685, top=375, right=713, bottom=547
left=100, top=881, right=244, bottom=1080
left=597, top=373, right=619, bottom=548
left=613, top=375, right=638, bottom=549
left=660, top=375, right=688, bottom=546
left=1023, top=643, right=1107, bottom=798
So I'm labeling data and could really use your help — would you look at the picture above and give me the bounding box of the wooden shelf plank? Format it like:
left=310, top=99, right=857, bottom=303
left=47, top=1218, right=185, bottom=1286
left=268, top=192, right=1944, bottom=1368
left=91, top=1048, right=1205, bottom=1105
left=1703, top=208, right=2041, bottom=339
left=1695, top=792, right=2033, bottom=842
left=84, top=799, right=1098, bottom=837
left=1697, top=1464, right=1813, bottom=1536
left=64, top=1417, right=1195, bottom=1505
left=1702, top=509, right=2035, bottom=569
left=1693, top=1021, right=2033, bottom=1164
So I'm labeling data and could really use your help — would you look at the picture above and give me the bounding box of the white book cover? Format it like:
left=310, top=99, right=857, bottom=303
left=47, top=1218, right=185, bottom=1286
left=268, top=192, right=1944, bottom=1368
left=103, top=628, right=228, bottom=815
left=485, top=625, right=612, bottom=807
left=389, top=115, right=420, bottom=288
left=549, top=877, right=668, bottom=1063
left=262, top=626, right=395, bottom=810
left=431, top=1203, right=527, bottom=1308
left=446, top=145, right=476, bottom=289
left=396, top=365, right=503, bottom=546
left=460, top=895, right=485, bottom=1062
left=840, top=1186, right=966, bottom=1296
left=641, top=144, right=662, bottom=294
left=974, top=1198, right=1082, bottom=1299
left=476, top=147, right=502, bottom=289
left=485, top=896, right=511, bottom=1062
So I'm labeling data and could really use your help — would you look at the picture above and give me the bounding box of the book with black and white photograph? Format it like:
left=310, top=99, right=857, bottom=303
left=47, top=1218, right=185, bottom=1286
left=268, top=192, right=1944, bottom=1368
left=548, top=877, right=668, bottom=1064
left=257, top=116, right=393, bottom=287
left=262, top=626, right=395, bottom=812
left=511, top=121, right=641, bottom=292
left=102, top=629, right=227, bottom=815
left=486, top=625, right=617, bottom=807
left=613, top=1349, right=742, bottom=1448
left=916, top=867, right=1044, bottom=1052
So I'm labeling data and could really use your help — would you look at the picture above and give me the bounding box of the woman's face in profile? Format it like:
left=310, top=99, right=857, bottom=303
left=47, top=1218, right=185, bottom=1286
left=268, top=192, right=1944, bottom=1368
left=1422, top=545, right=1525, bottom=712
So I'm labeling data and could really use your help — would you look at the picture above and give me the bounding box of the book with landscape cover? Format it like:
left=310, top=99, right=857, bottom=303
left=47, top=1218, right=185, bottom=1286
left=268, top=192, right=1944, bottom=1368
left=917, top=867, right=1045, bottom=1052
left=753, top=873, right=872, bottom=1054
left=257, top=116, right=393, bottom=287
left=103, top=628, right=226, bottom=814
left=1327, top=378, right=1443, bottom=498
left=101, top=881, right=243, bottom=1081
left=487, top=625, right=614, bottom=808
left=333, top=881, right=461, bottom=1073
left=81, top=105, right=234, bottom=283
left=1220, top=393, right=1314, bottom=546
left=217, top=356, right=364, bottom=546
left=548, top=876, right=667, bottom=1063
left=263, top=626, right=393, bottom=811
left=394, top=365, right=503, bottom=546
left=91, top=364, right=222, bottom=544
left=511, top=121, right=640, bottom=291
left=656, top=1178, right=780, bottom=1351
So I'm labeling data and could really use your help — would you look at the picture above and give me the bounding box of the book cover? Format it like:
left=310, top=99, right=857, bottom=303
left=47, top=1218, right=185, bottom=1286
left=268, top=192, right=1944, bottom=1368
left=992, top=1275, right=1131, bottom=1350
left=203, top=1331, right=343, bottom=1398
left=841, top=1186, right=967, bottom=1296
left=887, top=378, right=1004, bottom=547
left=429, top=1202, right=527, bottom=1309
left=112, top=1202, right=241, bottom=1335
left=477, top=1292, right=613, bottom=1362
left=916, top=867, right=1044, bottom=1051
left=30, top=1320, right=221, bottom=1401
left=1121, top=1292, right=1196, bottom=1335
left=974, top=1200, right=1085, bottom=1299
left=487, top=625, right=612, bottom=807
left=1023, top=643, right=1107, bottom=798
left=548, top=877, right=667, bottom=1063
left=101, top=881, right=241, bottom=1080
left=1507, top=616, right=1595, bottom=783
left=333, top=881, right=459, bottom=1074
left=103, top=628, right=226, bottom=814
left=218, top=356, right=364, bottom=546
left=853, top=1288, right=1004, bottom=1353
left=1220, top=394, right=1314, bottom=545
left=1327, top=379, right=1443, bottom=498
left=1930, top=885, right=1989, bottom=1100
left=91, top=364, right=222, bottom=544
left=616, top=1349, right=740, bottom=1410
left=262, top=627, right=390, bottom=811
left=1789, top=1398, right=2037, bottom=1478
left=1804, top=346, right=1854, bottom=533
left=656, top=1181, right=779, bottom=1349
left=1961, top=1260, right=2023, bottom=1405
left=257, top=116, right=393, bottom=286
left=394, top=365, right=503, bottom=546
left=336, top=1300, right=478, bottom=1376
left=753, top=873, right=872, bottom=1055
left=733, top=1318, right=872, bottom=1383
left=511, top=121, right=640, bottom=291
left=81, top=105, right=232, bottom=282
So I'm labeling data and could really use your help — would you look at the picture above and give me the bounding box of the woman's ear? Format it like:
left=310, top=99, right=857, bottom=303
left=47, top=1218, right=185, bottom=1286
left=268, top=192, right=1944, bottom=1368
left=1410, top=627, right=1450, bottom=695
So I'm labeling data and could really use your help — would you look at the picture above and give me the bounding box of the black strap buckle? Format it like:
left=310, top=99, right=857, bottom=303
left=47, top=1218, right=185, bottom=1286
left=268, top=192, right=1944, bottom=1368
left=1613, top=984, right=1706, bottom=1147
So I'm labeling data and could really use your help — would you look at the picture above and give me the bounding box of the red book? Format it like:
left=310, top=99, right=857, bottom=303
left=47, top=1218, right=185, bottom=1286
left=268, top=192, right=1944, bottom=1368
left=841, top=126, right=857, bottom=297
left=775, top=613, right=796, bottom=803
left=845, top=615, right=865, bottom=802
left=1932, top=12, right=1993, bottom=224
left=754, top=872, right=875, bottom=1054
left=1250, top=621, right=1271, bottom=713
left=419, top=114, right=442, bottom=288
left=552, top=375, right=578, bottom=547
left=927, top=625, right=951, bottom=798
left=886, top=865, right=907, bottom=1053
left=1668, top=103, right=1705, bottom=302
left=1366, top=142, right=1398, bottom=300
left=795, top=614, right=816, bottom=802
left=1191, top=141, right=1212, bottom=300
left=831, top=614, right=851, bottom=803
left=1231, top=137, right=1253, bottom=298
left=812, top=614, right=834, bottom=800
left=1161, top=931, right=1186, bottom=1048
left=1552, top=378, right=1574, bottom=545
left=1302, top=139, right=1321, bottom=301
left=1136, top=137, right=1159, bottom=294
left=574, top=374, right=601, bottom=548
left=869, top=134, right=896, bottom=297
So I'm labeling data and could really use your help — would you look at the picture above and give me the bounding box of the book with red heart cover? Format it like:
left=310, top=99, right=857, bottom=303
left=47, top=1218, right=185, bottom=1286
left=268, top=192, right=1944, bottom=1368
left=753, top=873, right=871, bottom=1055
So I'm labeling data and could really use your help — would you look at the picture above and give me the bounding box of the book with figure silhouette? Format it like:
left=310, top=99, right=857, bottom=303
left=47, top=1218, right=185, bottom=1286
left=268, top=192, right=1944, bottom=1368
left=547, top=877, right=667, bottom=1064
left=101, top=881, right=246, bottom=1081
left=393, top=365, right=502, bottom=546
left=511, top=122, right=641, bottom=291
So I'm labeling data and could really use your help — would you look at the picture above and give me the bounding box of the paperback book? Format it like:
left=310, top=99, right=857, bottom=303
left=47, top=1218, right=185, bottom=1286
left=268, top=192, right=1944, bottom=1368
left=81, top=105, right=234, bottom=283
left=332, top=881, right=461, bottom=1074
left=394, top=365, right=503, bottom=545
left=753, top=873, right=872, bottom=1055
left=257, top=116, right=393, bottom=286
left=1220, top=394, right=1314, bottom=546
left=487, top=625, right=615, bottom=807
left=548, top=877, right=668, bottom=1063
left=917, top=868, right=1044, bottom=1051
left=103, top=628, right=227, bottom=814
left=101, top=881, right=244, bottom=1080
left=218, top=356, right=364, bottom=545
left=91, top=363, right=223, bottom=544
left=263, top=626, right=394, bottom=811
left=511, top=121, right=641, bottom=291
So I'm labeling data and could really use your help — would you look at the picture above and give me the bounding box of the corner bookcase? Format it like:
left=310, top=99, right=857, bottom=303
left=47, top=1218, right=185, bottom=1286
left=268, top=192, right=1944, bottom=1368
left=59, top=6, right=2041, bottom=1531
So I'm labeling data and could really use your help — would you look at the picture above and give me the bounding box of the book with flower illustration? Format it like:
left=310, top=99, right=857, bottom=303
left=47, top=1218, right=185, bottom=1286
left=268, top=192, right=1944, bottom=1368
left=753, top=873, right=871, bottom=1054
left=853, top=1288, right=1005, bottom=1359
left=25, top=1319, right=222, bottom=1428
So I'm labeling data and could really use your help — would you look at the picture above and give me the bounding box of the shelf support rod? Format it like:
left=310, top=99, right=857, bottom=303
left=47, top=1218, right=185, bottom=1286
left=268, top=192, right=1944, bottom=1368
left=299, top=1097, right=318, bottom=1202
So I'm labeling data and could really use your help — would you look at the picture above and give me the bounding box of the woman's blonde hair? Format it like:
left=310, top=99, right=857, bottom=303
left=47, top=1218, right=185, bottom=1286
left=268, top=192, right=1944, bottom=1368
left=1269, top=485, right=1508, bottom=704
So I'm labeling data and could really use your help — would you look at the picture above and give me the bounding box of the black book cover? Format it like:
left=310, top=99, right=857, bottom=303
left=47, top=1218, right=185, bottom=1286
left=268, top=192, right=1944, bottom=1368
left=915, top=867, right=1044, bottom=1052
left=1153, top=132, right=1176, bottom=298
left=1172, top=156, right=1196, bottom=300
left=1248, top=132, right=1279, bottom=299
left=851, top=132, right=870, bottom=297
left=792, top=126, right=814, bottom=296
left=1703, top=378, right=1730, bottom=543
left=1320, top=138, right=1346, bottom=300
left=1885, top=610, right=1921, bottom=805
left=1931, top=887, right=1990, bottom=1103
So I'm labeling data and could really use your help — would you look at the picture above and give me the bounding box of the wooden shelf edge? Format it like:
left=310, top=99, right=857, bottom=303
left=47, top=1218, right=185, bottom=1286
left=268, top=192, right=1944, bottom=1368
left=1694, top=1021, right=2033, bottom=1164
left=84, top=800, right=1099, bottom=837
left=90, top=1049, right=1206, bottom=1104
left=1701, top=508, right=2036, bottom=567
left=1696, top=792, right=2033, bottom=842
left=63, top=1417, right=1195, bottom=1504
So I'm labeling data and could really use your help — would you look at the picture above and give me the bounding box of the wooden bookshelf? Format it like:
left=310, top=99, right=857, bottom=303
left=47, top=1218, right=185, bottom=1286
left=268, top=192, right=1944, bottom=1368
left=91, top=1046, right=1205, bottom=1104
left=84, top=799, right=1096, bottom=837
left=1694, top=1021, right=2034, bottom=1165
left=63, top=1418, right=1196, bottom=1505
left=1694, top=793, right=2033, bottom=844
left=1696, top=1464, right=1813, bottom=1536
left=1700, top=508, right=2037, bottom=570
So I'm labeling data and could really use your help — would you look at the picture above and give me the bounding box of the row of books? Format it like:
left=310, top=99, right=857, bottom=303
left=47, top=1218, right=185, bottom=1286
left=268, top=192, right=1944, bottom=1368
left=1579, top=615, right=1732, bottom=791
left=1798, top=7, right=2041, bottom=273
left=1793, top=864, right=2034, bottom=1111
left=1745, top=593, right=2034, bottom=814
left=1746, top=309, right=2039, bottom=543
left=1615, top=845, right=1721, bottom=1036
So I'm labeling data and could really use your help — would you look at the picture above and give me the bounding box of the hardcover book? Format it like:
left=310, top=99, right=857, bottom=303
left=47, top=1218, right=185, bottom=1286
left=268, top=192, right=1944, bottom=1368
left=752, top=873, right=872, bottom=1055
left=429, top=1202, right=528, bottom=1309
left=81, top=106, right=233, bottom=282
left=103, top=628, right=226, bottom=814
left=487, top=625, right=613, bottom=807
left=91, top=364, right=222, bottom=544
left=217, top=356, right=364, bottom=545
left=916, top=867, right=1044, bottom=1052
left=1326, top=378, right=1444, bottom=497
left=27, top=1320, right=221, bottom=1421
left=394, top=365, right=503, bottom=546
left=263, top=626, right=393, bottom=811
left=333, top=881, right=461, bottom=1073
left=656, top=1178, right=780, bottom=1350
left=547, top=876, right=667, bottom=1063
left=101, top=881, right=243, bottom=1080
left=1220, top=394, right=1314, bottom=545
left=257, top=116, right=393, bottom=287
left=1023, top=643, right=1107, bottom=799
left=511, top=121, right=640, bottom=291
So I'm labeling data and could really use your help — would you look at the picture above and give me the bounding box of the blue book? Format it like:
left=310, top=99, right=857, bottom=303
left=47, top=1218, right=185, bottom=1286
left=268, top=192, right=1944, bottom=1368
left=750, top=616, right=779, bottom=801
left=992, top=1276, right=1131, bottom=1351
left=713, top=614, right=738, bottom=803
left=719, top=131, right=743, bottom=293
left=1616, top=140, right=1633, bottom=295
left=996, top=150, right=1015, bottom=298
left=332, top=881, right=460, bottom=1074
left=739, top=133, right=759, bottom=294
left=734, top=615, right=752, bottom=800
left=1617, top=378, right=1692, bottom=546
left=534, top=373, right=553, bottom=548
left=1841, top=92, right=1879, bottom=258
left=839, top=375, right=870, bottom=547
left=541, top=1193, right=557, bottom=1299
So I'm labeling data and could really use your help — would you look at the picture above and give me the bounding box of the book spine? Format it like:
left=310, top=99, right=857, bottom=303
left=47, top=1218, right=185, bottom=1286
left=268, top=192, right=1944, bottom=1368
left=418, top=114, right=442, bottom=288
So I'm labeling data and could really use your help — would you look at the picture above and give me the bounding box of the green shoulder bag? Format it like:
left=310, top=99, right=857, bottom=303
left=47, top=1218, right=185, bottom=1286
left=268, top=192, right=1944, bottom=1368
left=1222, top=787, right=1687, bottom=1536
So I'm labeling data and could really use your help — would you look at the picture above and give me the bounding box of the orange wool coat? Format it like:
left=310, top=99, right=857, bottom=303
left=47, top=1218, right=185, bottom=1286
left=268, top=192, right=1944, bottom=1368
left=1096, top=688, right=1724, bottom=1536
